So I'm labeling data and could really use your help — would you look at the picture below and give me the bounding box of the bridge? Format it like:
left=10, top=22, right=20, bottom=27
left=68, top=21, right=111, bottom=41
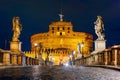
left=0, top=45, right=119, bottom=67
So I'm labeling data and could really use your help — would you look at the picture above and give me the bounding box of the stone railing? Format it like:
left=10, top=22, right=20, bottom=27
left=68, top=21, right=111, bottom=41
left=0, top=49, right=39, bottom=66
left=75, top=45, right=120, bottom=66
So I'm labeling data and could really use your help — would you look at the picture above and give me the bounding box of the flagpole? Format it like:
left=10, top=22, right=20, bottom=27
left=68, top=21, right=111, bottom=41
left=4, top=40, right=7, bottom=49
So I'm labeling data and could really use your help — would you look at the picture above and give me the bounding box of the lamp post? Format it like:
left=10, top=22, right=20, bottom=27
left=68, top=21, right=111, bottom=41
left=72, top=50, right=75, bottom=65
left=49, top=55, right=54, bottom=66
left=78, top=42, right=84, bottom=58
left=34, top=43, right=38, bottom=58
left=68, top=55, right=72, bottom=66
left=81, top=42, right=84, bottom=58
left=38, top=42, right=43, bottom=65
left=39, top=43, right=42, bottom=55
left=78, top=43, right=81, bottom=59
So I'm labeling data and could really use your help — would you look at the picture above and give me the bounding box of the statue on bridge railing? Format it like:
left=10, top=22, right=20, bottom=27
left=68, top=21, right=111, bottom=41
left=12, top=17, right=22, bottom=41
left=94, top=16, right=105, bottom=40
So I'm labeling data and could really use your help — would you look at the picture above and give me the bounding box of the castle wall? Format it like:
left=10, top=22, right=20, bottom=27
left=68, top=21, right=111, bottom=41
left=30, top=21, right=93, bottom=65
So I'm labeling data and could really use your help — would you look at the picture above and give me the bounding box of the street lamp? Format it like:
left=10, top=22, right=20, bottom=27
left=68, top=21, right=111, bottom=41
left=34, top=43, right=38, bottom=58
left=38, top=42, right=43, bottom=65
left=78, top=42, right=84, bottom=58
left=39, top=43, right=42, bottom=55
left=68, top=55, right=72, bottom=65
left=81, top=42, right=84, bottom=58
left=72, top=50, right=75, bottom=65
left=49, top=55, right=54, bottom=66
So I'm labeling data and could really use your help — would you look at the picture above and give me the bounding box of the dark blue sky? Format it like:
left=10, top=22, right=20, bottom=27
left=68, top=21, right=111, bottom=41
left=0, top=0, right=120, bottom=51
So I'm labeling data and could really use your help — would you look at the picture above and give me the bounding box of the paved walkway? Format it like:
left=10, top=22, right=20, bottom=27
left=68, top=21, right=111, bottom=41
left=85, top=65, right=120, bottom=71
left=0, top=65, right=120, bottom=80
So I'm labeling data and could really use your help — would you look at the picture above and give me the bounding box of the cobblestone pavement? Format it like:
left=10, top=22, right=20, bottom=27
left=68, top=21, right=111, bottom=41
left=0, top=65, right=120, bottom=80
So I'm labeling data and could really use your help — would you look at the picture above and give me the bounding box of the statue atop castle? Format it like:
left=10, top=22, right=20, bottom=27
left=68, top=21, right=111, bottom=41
left=12, top=17, right=22, bottom=41
left=94, top=16, right=105, bottom=40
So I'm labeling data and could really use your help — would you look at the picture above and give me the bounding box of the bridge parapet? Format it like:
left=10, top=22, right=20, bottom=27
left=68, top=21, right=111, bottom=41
left=75, top=45, right=120, bottom=66
left=0, top=49, right=39, bottom=66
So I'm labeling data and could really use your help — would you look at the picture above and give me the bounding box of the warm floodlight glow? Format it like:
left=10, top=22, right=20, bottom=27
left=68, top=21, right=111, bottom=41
left=73, top=51, right=75, bottom=54
left=81, top=42, right=84, bottom=47
left=64, top=63, right=69, bottom=67
left=34, top=43, right=38, bottom=46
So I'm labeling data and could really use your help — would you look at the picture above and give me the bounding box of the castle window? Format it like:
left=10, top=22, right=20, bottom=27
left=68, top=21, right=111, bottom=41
left=52, top=27, right=54, bottom=30
left=57, top=27, right=59, bottom=30
left=63, top=27, right=64, bottom=30
left=68, top=31, right=70, bottom=33
left=52, top=31, right=54, bottom=33
left=60, top=32, right=62, bottom=36
left=68, top=27, right=70, bottom=30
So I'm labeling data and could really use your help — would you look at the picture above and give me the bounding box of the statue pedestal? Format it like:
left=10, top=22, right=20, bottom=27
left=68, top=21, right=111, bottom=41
left=95, top=40, right=106, bottom=51
left=10, top=41, right=22, bottom=53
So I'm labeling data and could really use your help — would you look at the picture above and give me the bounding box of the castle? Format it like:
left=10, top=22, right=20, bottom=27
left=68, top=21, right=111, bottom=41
left=25, top=14, right=93, bottom=65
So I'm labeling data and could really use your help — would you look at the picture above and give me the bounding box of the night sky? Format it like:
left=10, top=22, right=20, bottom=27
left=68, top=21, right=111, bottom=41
left=0, top=0, right=120, bottom=51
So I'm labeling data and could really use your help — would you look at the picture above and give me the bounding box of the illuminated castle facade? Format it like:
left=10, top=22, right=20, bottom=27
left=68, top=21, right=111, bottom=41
left=25, top=14, right=93, bottom=65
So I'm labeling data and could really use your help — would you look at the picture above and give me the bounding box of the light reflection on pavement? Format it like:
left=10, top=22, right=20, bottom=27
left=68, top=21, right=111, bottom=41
left=0, top=65, right=120, bottom=80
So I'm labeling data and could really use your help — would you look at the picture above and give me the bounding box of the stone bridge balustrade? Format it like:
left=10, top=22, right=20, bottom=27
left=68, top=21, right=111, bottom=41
left=0, top=45, right=119, bottom=66
left=11, top=53, right=18, bottom=65
left=0, top=49, right=39, bottom=66
left=111, top=45, right=120, bottom=66
left=26, top=57, right=29, bottom=65
left=3, top=50, right=11, bottom=66
left=75, top=45, right=120, bottom=66
left=103, top=49, right=111, bottom=65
